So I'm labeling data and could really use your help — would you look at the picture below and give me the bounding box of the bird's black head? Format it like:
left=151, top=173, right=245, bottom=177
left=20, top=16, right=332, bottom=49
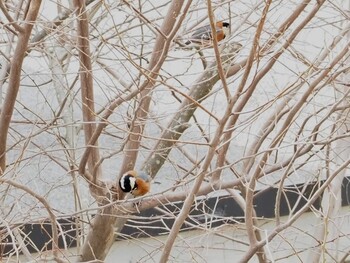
left=119, top=174, right=137, bottom=193
left=222, top=22, right=230, bottom=28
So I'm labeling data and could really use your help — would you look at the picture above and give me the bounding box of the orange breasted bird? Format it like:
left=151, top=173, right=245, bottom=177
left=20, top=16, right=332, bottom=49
left=185, top=21, right=230, bottom=47
left=119, top=170, right=151, bottom=197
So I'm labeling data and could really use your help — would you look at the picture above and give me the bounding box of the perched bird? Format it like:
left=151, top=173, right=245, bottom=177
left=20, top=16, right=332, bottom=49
left=184, top=21, right=230, bottom=47
left=119, top=170, right=151, bottom=197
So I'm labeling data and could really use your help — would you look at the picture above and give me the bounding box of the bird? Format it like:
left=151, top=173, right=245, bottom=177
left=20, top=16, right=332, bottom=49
left=119, top=170, right=151, bottom=197
left=184, top=21, right=230, bottom=47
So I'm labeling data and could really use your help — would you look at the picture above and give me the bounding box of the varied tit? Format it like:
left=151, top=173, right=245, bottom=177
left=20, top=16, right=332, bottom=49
left=185, top=21, right=230, bottom=47
left=119, top=170, right=150, bottom=197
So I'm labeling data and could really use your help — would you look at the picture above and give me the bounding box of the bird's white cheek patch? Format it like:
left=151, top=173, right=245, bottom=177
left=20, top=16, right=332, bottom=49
left=223, top=27, right=230, bottom=37
left=129, top=177, right=136, bottom=190
left=120, top=176, right=127, bottom=190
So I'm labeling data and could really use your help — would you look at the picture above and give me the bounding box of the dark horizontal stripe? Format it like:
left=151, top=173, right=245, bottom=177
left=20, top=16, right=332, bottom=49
left=1, top=177, right=349, bottom=255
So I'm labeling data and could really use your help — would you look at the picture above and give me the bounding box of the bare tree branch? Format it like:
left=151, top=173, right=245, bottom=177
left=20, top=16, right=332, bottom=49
left=0, top=0, right=42, bottom=174
left=73, top=0, right=101, bottom=184
left=142, top=43, right=242, bottom=177
left=0, top=0, right=23, bottom=33
left=240, top=153, right=350, bottom=262
left=118, top=0, right=190, bottom=176
left=2, top=1, right=350, bottom=261
left=244, top=31, right=349, bottom=263
left=79, top=1, right=191, bottom=261
left=206, top=0, right=230, bottom=100
left=0, top=178, right=65, bottom=263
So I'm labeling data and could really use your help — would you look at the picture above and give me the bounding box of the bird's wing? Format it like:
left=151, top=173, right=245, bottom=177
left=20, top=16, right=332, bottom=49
left=189, top=25, right=222, bottom=41
left=138, top=171, right=151, bottom=182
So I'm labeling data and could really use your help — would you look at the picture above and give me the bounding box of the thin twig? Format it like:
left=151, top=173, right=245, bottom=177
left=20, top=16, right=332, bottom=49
left=0, top=1, right=24, bottom=33
left=206, top=0, right=231, bottom=100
